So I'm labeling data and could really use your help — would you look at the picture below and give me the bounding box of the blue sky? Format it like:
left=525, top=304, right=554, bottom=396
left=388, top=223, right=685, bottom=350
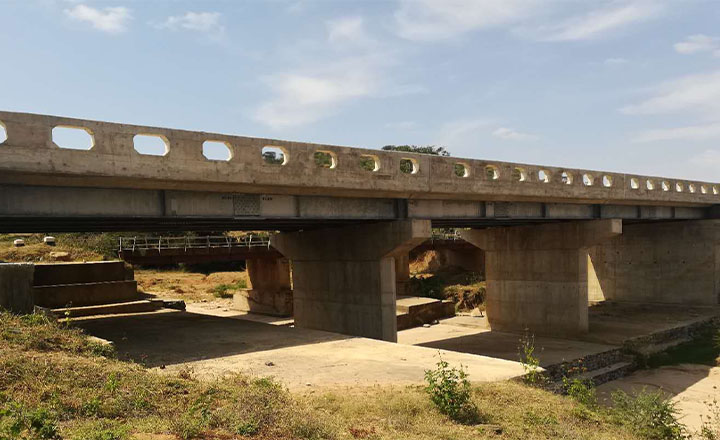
left=1, top=0, right=719, bottom=181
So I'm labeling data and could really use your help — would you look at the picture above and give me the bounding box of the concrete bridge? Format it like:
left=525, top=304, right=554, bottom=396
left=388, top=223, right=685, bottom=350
left=1, top=111, right=719, bottom=342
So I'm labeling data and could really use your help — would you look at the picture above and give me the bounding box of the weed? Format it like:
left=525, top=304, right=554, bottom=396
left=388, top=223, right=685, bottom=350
left=424, top=356, right=480, bottom=424
left=0, top=398, right=60, bottom=439
left=610, top=388, right=688, bottom=440
left=518, top=331, right=544, bottom=385
left=699, top=398, right=720, bottom=440
left=563, top=377, right=597, bottom=408
left=210, top=279, right=248, bottom=298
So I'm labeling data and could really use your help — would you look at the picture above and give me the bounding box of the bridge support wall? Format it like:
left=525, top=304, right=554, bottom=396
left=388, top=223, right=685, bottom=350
left=273, top=220, right=430, bottom=341
left=588, top=220, right=720, bottom=305
left=234, top=258, right=293, bottom=316
left=462, top=220, right=622, bottom=336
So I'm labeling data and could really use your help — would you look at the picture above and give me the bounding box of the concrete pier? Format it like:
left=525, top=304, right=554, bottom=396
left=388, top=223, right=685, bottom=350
left=462, top=219, right=622, bottom=336
left=233, top=257, right=293, bottom=316
left=273, top=220, right=431, bottom=341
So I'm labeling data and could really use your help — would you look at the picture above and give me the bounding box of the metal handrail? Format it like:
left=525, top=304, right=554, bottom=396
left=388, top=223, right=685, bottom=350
left=118, top=235, right=271, bottom=252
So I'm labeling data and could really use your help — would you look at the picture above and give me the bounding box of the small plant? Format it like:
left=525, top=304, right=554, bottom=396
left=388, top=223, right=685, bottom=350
left=699, top=398, right=720, bottom=440
left=210, top=279, right=248, bottom=299
left=0, top=399, right=61, bottom=440
left=518, top=331, right=544, bottom=385
left=610, top=388, right=687, bottom=440
left=563, top=377, right=597, bottom=408
left=424, top=356, right=479, bottom=424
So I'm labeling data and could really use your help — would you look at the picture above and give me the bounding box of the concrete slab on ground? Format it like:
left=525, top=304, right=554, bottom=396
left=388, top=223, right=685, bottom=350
left=73, top=310, right=525, bottom=390
left=398, top=315, right=618, bottom=367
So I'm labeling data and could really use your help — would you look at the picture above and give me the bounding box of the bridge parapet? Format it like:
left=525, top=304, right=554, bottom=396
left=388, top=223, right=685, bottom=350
left=0, top=111, right=718, bottom=206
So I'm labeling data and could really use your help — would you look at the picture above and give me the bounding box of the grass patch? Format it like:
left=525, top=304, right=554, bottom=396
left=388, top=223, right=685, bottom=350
left=209, top=279, right=248, bottom=299
left=0, top=311, right=651, bottom=439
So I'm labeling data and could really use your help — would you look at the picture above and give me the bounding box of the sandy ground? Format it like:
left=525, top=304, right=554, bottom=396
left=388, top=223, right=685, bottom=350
left=135, top=269, right=250, bottom=302
left=74, top=306, right=526, bottom=390
left=598, top=364, right=720, bottom=433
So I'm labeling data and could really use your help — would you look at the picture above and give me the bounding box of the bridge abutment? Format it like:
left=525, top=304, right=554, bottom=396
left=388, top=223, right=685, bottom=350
left=588, top=219, right=720, bottom=305
left=461, top=219, right=622, bottom=336
left=272, top=220, right=431, bottom=342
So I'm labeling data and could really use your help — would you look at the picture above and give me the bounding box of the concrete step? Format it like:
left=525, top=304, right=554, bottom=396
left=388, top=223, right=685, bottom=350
left=33, top=261, right=131, bottom=286
left=52, top=299, right=164, bottom=318
left=33, top=280, right=138, bottom=308
left=396, top=296, right=455, bottom=330
left=575, top=361, right=634, bottom=386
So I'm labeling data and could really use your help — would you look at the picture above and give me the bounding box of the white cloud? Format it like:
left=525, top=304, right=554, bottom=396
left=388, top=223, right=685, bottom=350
left=64, top=4, right=131, bottom=34
left=539, top=2, right=662, bottom=42
left=393, top=0, right=662, bottom=42
left=327, top=16, right=374, bottom=48
left=620, top=70, right=720, bottom=118
left=632, top=121, right=720, bottom=142
left=253, top=59, right=377, bottom=129
left=492, top=127, right=539, bottom=141
left=394, top=0, right=537, bottom=41
left=434, top=118, right=495, bottom=148
left=158, top=12, right=224, bottom=34
left=674, top=34, right=720, bottom=55
left=604, top=57, right=628, bottom=65
left=385, top=121, right=418, bottom=130
left=689, top=149, right=720, bottom=169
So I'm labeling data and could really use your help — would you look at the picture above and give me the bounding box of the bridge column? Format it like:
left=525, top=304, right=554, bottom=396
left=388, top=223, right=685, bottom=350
left=588, top=220, right=720, bottom=305
left=395, top=254, right=410, bottom=296
left=272, top=220, right=431, bottom=342
left=461, top=219, right=622, bottom=336
left=234, top=257, right=293, bottom=316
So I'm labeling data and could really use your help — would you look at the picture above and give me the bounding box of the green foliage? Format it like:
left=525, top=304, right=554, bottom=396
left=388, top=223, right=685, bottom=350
left=262, top=150, right=284, bottom=164
left=408, top=275, right=446, bottom=300
left=382, top=145, right=451, bottom=173
left=382, top=145, right=450, bottom=156
left=518, top=331, right=544, bottom=385
left=644, top=325, right=720, bottom=368
left=424, top=357, right=480, bottom=424
left=0, top=398, right=60, bottom=440
left=610, top=388, right=688, bottom=440
left=563, top=377, right=598, bottom=408
left=210, top=279, right=248, bottom=298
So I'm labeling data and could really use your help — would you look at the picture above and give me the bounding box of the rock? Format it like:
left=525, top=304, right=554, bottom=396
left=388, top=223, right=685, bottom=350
left=48, top=251, right=70, bottom=261
left=470, top=307, right=485, bottom=317
left=423, top=324, right=431, bottom=328
left=265, top=361, right=275, bottom=367
left=43, top=236, right=56, bottom=246
left=478, top=424, right=503, bottom=435
left=163, top=300, right=186, bottom=311
left=12, top=239, right=24, bottom=247
left=431, top=319, right=439, bottom=325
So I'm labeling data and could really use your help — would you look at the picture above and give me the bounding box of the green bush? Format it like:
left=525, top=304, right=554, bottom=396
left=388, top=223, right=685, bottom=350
left=610, top=388, right=687, bottom=440
left=424, top=357, right=479, bottom=424
left=0, top=398, right=60, bottom=440
left=563, top=377, right=597, bottom=408
left=409, top=276, right=445, bottom=299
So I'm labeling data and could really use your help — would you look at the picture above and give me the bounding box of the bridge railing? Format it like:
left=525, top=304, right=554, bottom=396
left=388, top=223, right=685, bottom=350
left=119, top=235, right=272, bottom=252
left=1, top=110, right=718, bottom=206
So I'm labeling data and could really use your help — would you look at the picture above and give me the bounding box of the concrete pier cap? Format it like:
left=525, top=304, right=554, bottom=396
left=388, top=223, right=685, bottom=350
left=272, top=219, right=431, bottom=341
